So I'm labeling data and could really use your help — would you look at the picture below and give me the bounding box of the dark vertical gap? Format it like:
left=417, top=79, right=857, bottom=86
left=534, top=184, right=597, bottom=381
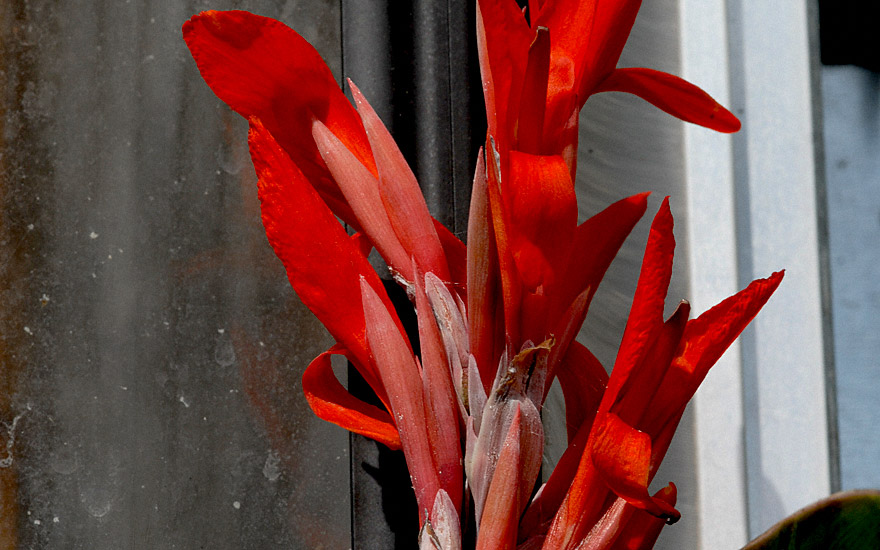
left=810, top=0, right=841, bottom=494
left=342, top=0, right=481, bottom=547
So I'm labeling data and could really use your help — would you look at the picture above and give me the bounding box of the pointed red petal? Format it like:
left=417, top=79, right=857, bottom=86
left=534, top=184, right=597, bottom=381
left=302, top=348, right=401, bottom=449
left=182, top=11, right=374, bottom=225
left=350, top=81, right=450, bottom=281
left=590, top=412, right=680, bottom=522
left=596, top=68, right=741, bottom=133
left=475, top=405, right=523, bottom=550
left=613, top=301, right=689, bottom=427
left=415, top=269, right=464, bottom=510
left=486, top=139, right=523, bottom=348
left=602, top=198, right=675, bottom=411
left=468, top=150, right=502, bottom=392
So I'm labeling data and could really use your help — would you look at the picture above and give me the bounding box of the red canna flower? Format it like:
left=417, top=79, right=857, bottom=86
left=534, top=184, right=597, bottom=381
left=183, top=5, right=781, bottom=549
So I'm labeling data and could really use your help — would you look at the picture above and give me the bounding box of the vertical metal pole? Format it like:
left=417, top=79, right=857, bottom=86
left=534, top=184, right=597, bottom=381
left=341, top=0, right=483, bottom=547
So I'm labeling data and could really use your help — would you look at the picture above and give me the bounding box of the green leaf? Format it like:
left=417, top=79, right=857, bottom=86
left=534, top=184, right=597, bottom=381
left=743, top=490, right=880, bottom=550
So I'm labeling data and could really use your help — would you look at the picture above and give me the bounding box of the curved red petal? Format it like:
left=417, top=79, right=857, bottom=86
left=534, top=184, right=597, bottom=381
left=182, top=10, right=375, bottom=225
left=596, top=68, right=741, bottom=133
left=302, top=348, right=401, bottom=450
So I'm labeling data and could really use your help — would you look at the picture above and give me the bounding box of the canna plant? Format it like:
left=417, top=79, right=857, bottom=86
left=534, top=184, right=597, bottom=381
left=182, top=2, right=782, bottom=548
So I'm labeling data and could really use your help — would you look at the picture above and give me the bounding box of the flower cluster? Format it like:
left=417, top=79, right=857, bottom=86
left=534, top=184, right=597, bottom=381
left=183, top=2, right=781, bottom=548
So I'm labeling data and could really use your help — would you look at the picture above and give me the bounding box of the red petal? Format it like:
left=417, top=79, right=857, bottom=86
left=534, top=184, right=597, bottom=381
left=515, top=27, right=551, bottom=154
left=534, top=0, right=641, bottom=96
left=610, top=485, right=677, bottom=550
left=435, top=220, right=468, bottom=293
left=612, top=301, right=689, bottom=427
left=596, top=68, right=741, bottom=133
left=601, top=198, right=675, bottom=412
left=182, top=11, right=375, bottom=225
left=486, top=139, right=523, bottom=348
left=590, top=412, right=681, bottom=522
left=302, top=348, right=401, bottom=450
left=249, top=119, right=392, bottom=386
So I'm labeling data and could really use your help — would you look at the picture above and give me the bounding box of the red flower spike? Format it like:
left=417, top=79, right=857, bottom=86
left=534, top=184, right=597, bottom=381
left=350, top=81, right=451, bottom=282
left=595, top=68, right=741, bottom=133
left=182, top=10, right=375, bottom=228
left=311, top=119, right=413, bottom=280
left=361, top=277, right=441, bottom=521
left=590, top=412, right=680, bottom=523
left=302, top=347, right=401, bottom=450
left=248, top=118, right=393, bottom=387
